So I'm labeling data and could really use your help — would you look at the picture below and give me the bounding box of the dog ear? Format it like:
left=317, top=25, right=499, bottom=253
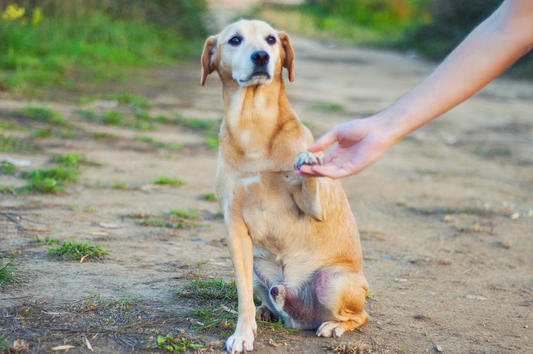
left=278, top=32, right=295, bottom=82
left=201, top=35, right=218, bottom=86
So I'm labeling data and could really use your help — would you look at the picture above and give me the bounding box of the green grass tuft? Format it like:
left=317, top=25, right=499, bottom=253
left=111, top=180, right=128, bottom=189
left=21, top=165, right=79, bottom=194
left=94, top=132, right=119, bottom=140
left=78, top=91, right=151, bottom=109
left=154, top=174, right=185, bottom=186
left=53, top=152, right=100, bottom=168
left=1, top=162, right=17, bottom=174
left=152, top=334, right=204, bottom=352
left=46, top=239, right=108, bottom=261
left=33, top=128, right=54, bottom=138
left=203, top=193, right=218, bottom=202
left=0, top=260, right=21, bottom=284
left=310, top=101, right=345, bottom=111
left=473, top=146, right=512, bottom=157
left=0, top=134, right=35, bottom=153
left=184, top=276, right=237, bottom=301
left=169, top=208, right=197, bottom=219
left=7, top=107, right=68, bottom=126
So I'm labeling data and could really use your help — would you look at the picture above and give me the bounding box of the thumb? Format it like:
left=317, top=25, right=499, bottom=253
left=308, top=126, right=338, bottom=153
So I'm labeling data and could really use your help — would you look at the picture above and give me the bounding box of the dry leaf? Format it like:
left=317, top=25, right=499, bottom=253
left=510, top=212, right=520, bottom=220
left=90, top=232, right=108, bottom=236
left=85, top=337, right=94, bottom=351
left=80, top=255, right=90, bottom=263
left=23, top=227, right=50, bottom=232
left=52, top=345, right=75, bottom=351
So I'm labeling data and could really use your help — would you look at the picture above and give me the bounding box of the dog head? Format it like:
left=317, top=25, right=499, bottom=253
left=201, top=19, right=294, bottom=87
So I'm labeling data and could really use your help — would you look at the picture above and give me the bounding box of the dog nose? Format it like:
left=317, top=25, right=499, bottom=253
left=251, top=51, right=269, bottom=66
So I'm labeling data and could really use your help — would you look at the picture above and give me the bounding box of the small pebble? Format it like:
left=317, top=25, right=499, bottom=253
left=525, top=325, right=529, bottom=329
left=510, top=212, right=520, bottom=220
left=436, top=345, right=443, bottom=352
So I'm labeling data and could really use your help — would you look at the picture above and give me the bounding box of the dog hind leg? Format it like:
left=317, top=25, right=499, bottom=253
left=314, top=267, right=369, bottom=338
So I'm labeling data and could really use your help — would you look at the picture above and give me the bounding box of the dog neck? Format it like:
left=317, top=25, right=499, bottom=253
left=220, top=72, right=292, bottom=165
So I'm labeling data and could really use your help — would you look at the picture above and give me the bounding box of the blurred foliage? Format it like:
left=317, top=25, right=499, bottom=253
left=401, top=0, right=503, bottom=58
left=0, top=0, right=208, bottom=93
left=300, top=0, right=432, bottom=44
left=297, top=0, right=531, bottom=78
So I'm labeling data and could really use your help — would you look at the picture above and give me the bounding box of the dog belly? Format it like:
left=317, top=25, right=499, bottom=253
left=252, top=247, right=325, bottom=329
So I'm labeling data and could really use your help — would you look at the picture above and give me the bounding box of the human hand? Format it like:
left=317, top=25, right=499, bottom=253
left=295, top=116, right=398, bottom=179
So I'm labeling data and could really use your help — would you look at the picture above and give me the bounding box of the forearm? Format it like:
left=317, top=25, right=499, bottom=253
left=381, top=0, right=533, bottom=143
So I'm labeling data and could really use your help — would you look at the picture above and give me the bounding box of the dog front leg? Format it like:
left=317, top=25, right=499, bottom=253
left=225, top=194, right=256, bottom=353
left=293, top=152, right=329, bottom=221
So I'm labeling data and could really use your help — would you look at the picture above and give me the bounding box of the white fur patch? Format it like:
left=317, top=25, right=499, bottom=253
left=241, top=174, right=261, bottom=186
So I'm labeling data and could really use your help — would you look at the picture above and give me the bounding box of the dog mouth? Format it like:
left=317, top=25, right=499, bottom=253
left=239, top=71, right=271, bottom=84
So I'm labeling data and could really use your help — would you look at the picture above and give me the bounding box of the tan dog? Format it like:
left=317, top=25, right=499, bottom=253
left=201, top=20, right=369, bottom=353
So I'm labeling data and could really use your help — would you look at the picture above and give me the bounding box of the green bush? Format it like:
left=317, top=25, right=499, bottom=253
left=0, top=1, right=208, bottom=92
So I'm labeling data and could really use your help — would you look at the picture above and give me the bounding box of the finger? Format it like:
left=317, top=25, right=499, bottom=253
left=308, top=127, right=338, bottom=153
left=295, top=165, right=323, bottom=177
left=309, top=163, right=351, bottom=179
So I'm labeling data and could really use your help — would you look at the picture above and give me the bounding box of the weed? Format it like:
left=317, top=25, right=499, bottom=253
left=29, top=235, right=58, bottom=244
left=0, top=162, right=17, bottom=174
left=473, top=146, right=512, bottom=157
left=21, top=165, right=79, bottom=193
left=78, top=91, right=151, bottom=109
left=154, top=174, right=186, bottom=186
left=53, top=152, right=100, bottom=168
left=111, top=180, right=128, bottom=189
left=310, top=101, right=345, bottom=111
left=0, top=120, right=26, bottom=131
left=33, top=128, right=54, bottom=138
left=191, top=305, right=237, bottom=331
left=203, top=193, right=218, bottom=202
left=172, top=115, right=218, bottom=130
left=94, top=132, right=119, bottom=139
left=169, top=208, right=197, bottom=219
left=0, top=260, right=21, bottom=284
left=204, top=133, right=219, bottom=149
left=153, top=334, right=204, bottom=352
left=0, top=135, right=35, bottom=153
left=58, top=129, right=77, bottom=139
left=135, top=135, right=153, bottom=143
left=139, top=217, right=166, bottom=227
left=101, top=110, right=124, bottom=126
left=183, top=275, right=237, bottom=301
left=7, top=107, right=68, bottom=126
left=46, top=239, right=108, bottom=261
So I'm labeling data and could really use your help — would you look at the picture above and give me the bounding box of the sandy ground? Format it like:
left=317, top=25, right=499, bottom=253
left=1, top=3, right=533, bottom=354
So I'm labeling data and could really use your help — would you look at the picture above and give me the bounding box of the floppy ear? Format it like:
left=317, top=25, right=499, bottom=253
left=278, top=32, right=295, bottom=82
left=201, top=35, right=218, bottom=86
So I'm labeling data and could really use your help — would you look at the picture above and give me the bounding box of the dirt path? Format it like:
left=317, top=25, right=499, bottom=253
left=1, top=3, right=532, bottom=354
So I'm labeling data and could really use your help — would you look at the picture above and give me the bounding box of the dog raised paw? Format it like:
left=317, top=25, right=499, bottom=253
left=294, top=152, right=323, bottom=171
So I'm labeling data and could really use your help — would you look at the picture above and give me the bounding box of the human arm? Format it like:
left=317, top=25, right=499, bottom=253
left=296, top=0, right=533, bottom=179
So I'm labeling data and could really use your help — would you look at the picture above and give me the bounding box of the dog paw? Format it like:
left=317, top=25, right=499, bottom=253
left=294, top=152, right=323, bottom=170
left=226, top=319, right=256, bottom=353
left=316, top=321, right=347, bottom=338
left=256, top=305, right=273, bottom=321
left=226, top=332, right=255, bottom=353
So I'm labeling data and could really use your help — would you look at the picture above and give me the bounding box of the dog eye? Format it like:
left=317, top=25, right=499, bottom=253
left=266, top=36, right=276, bottom=45
left=228, top=36, right=242, bottom=46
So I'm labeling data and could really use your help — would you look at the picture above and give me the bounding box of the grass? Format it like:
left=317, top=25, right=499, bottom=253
left=172, top=114, right=220, bottom=150
left=78, top=91, right=151, bottom=108
left=0, top=2, right=208, bottom=94
left=0, top=120, right=26, bottom=131
left=168, top=208, right=197, bottom=219
left=310, top=101, right=345, bottom=111
left=111, top=180, right=128, bottom=189
left=29, top=235, right=58, bottom=244
left=135, top=135, right=183, bottom=150
left=7, top=107, right=68, bottom=126
left=0, top=260, right=21, bottom=284
left=94, top=132, right=119, bottom=140
left=0, top=134, right=35, bottom=153
left=203, top=193, right=218, bottom=202
left=154, top=174, right=186, bottom=186
left=33, top=128, right=54, bottom=138
left=473, top=146, right=512, bottom=158
left=21, top=165, right=79, bottom=194
left=152, top=334, right=204, bottom=352
left=0, top=162, right=17, bottom=174
left=53, top=152, right=100, bottom=168
left=46, top=239, right=108, bottom=261
left=183, top=276, right=237, bottom=301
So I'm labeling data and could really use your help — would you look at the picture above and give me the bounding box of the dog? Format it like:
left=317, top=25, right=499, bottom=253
left=201, top=20, right=369, bottom=353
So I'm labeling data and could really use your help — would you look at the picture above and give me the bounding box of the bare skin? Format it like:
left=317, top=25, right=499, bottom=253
left=296, top=0, right=533, bottom=179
